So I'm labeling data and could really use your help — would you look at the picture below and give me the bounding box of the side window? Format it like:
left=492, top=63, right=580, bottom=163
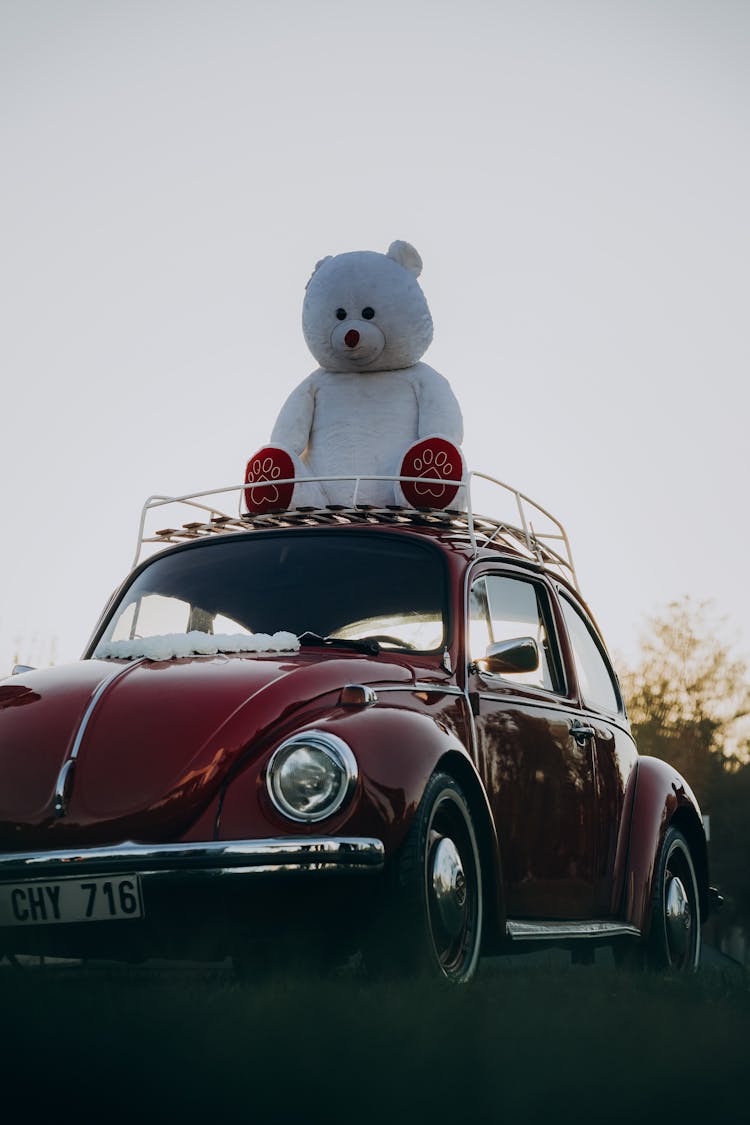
left=560, top=596, right=620, bottom=715
left=469, top=574, right=562, bottom=693
left=468, top=579, right=493, bottom=664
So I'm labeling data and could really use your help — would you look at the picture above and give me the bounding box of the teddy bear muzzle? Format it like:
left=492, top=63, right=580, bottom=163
left=330, top=319, right=386, bottom=366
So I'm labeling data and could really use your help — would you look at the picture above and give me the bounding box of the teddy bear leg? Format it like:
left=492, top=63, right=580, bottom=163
left=244, top=446, right=329, bottom=513
left=290, top=475, right=330, bottom=509
left=244, top=447, right=296, bottom=514
left=397, top=436, right=467, bottom=512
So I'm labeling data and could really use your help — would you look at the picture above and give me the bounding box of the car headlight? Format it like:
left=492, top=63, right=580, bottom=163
left=266, top=732, right=358, bottom=823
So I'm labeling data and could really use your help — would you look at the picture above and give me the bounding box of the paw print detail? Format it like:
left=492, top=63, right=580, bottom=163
left=413, top=448, right=454, bottom=498
left=246, top=459, right=281, bottom=508
left=400, top=438, right=462, bottom=511
left=244, top=448, right=295, bottom=514
left=246, top=457, right=282, bottom=505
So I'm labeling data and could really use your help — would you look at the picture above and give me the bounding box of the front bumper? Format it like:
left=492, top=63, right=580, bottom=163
left=0, top=837, right=386, bottom=960
left=0, top=836, right=385, bottom=881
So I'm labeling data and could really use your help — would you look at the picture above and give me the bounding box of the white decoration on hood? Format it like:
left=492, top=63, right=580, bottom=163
left=95, top=631, right=300, bottom=662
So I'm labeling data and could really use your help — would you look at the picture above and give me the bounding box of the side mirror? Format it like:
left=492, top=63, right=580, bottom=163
left=477, top=637, right=539, bottom=677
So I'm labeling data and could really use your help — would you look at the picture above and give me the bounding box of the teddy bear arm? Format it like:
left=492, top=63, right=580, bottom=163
left=415, top=370, right=464, bottom=444
left=269, top=378, right=316, bottom=456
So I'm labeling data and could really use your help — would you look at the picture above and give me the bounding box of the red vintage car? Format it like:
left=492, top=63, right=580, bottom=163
left=0, top=476, right=709, bottom=981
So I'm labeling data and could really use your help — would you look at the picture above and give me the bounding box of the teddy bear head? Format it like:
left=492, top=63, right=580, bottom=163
left=302, top=240, right=434, bottom=373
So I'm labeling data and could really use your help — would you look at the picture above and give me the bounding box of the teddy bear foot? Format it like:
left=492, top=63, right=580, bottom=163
left=244, top=447, right=295, bottom=514
left=399, top=437, right=465, bottom=511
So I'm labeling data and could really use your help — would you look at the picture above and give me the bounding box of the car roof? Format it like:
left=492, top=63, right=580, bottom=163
left=136, top=501, right=579, bottom=594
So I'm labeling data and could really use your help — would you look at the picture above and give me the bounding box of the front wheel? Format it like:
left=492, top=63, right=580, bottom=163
left=390, top=772, right=484, bottom=984
left=647, top=826, right=702, bottom=972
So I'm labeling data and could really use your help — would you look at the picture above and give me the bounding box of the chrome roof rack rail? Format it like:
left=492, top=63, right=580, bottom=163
left=133, top=472, right=578, bottom=589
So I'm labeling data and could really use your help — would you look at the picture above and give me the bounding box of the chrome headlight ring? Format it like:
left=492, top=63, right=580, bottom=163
left=266, top=731, right=358, bottom=824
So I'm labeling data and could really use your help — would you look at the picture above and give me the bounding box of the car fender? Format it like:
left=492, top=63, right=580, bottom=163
left=620, top=755, right=708, bottom=932
left=217, top=697, right=505, bottom=934
left=314, top=705, right=505, bottom=943
left=434, top=746, right=506, bottom=947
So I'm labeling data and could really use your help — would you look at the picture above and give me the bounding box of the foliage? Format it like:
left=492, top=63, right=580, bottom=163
left=620, top=596, right=750, bottom=928
left=620, top=596, right=750, bottom=792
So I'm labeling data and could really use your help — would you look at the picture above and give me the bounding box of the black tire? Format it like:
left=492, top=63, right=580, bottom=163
left=646, top=826, right=701, bottom=972
left=384, top=771, right=484, bottom=984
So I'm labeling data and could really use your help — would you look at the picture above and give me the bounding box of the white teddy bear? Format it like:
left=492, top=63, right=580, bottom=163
left=244, top=240, right=465, bottom=512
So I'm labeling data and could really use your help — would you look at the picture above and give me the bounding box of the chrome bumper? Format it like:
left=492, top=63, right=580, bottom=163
left=0, top=837, right=385, bottom=882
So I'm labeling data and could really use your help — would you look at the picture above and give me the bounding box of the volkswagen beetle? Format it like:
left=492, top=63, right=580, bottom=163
left=0, top=477, right=709, bottom=981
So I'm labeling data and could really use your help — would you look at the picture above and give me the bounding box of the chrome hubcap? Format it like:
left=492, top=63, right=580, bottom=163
left=665, top=874, right=692, bottom=958
left=431, top=837, right=467, bottom=939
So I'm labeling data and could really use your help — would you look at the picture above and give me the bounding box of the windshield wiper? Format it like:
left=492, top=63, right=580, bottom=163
left=298, top=631, right=381, bottom=656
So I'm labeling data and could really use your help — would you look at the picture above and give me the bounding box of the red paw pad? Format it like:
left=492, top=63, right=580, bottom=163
left=400, top=438, right=463, bottom=510
left=244, top=448, right=295, bottom=513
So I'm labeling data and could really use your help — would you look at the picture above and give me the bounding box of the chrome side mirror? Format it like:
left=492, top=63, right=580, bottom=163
left=477, top=637, right=539, bottom=677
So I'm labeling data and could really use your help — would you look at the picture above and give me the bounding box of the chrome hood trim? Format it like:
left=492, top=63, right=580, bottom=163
left=54, top=660, right=142, bottom=818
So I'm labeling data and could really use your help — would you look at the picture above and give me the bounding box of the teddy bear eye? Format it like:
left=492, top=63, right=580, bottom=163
left=361, top=307, right=375, bottom=320
left=335, top=308, right=347, bottom=321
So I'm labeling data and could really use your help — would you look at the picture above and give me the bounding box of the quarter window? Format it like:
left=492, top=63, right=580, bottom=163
left=469, top=574, right=562, bottom=693
left=560, top=596, right=620, bottom=715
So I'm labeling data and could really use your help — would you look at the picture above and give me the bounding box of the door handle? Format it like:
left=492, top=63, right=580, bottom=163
left=570, top=721, right=595, bottom=746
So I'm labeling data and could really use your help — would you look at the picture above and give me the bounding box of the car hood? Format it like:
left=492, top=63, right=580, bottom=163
left=0, top=653, right=413, bottom=847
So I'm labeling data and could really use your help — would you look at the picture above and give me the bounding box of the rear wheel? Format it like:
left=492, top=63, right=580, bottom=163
left=389, top=772, right=484, bottom=984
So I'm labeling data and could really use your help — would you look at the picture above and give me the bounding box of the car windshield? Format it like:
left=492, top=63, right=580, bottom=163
left=95, top=531, right=448, bottom=654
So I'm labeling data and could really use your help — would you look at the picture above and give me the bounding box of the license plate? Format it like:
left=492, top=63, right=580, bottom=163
left=0, top=875, right=144, bottom=927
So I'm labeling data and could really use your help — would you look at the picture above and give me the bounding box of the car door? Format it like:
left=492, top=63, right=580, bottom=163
left=466, top=567, right=599, bottom=918
left=557, top=591, right=639, bottom=915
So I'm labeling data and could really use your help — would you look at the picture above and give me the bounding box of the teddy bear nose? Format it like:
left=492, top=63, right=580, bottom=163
left=344, top=329, right=360, bottom=349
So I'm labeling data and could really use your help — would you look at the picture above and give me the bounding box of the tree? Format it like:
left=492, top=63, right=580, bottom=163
left=620, top=597, right=750, bottom=797
left=620, top=597, right=750, bottom=933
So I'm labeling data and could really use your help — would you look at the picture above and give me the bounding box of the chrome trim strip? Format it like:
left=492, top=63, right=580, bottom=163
left=342, top=683, right=378, bottom=706
left=375, top=683, right=464, bottom=696
left=506, top=919, right=641, bottom=941
left=476, top=690, right=564, bottom=706
left=0, top=837, right=385, bottom=879
left=53, top=760, right=75, bottom=819
left=68, top=662, right=139, bottom=763
left=53, top=660, right=142, bottom=818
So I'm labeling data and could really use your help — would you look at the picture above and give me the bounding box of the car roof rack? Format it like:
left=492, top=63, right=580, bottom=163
left=133, top=471, right=578, bottom=589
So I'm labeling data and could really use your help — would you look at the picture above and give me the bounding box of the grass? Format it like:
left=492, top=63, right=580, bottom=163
left=1, top=952, right=748, bottom=1123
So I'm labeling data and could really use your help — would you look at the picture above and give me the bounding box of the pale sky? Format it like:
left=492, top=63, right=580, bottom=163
left=1, top=0, right=749, bottom=675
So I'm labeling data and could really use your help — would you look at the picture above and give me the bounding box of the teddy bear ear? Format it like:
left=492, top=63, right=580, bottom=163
left=305, top=256, right=333, bottom=289
left=387, top=240, right=423, bottom=278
